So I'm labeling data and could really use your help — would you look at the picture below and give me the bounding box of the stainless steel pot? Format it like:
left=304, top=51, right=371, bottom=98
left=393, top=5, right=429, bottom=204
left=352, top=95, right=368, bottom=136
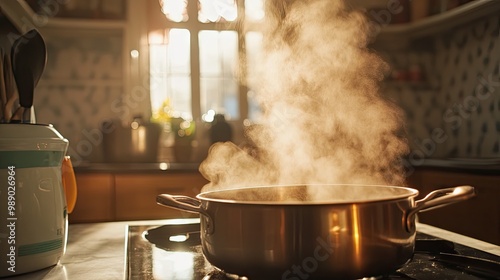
left=157, top=184, right=475, bottom=279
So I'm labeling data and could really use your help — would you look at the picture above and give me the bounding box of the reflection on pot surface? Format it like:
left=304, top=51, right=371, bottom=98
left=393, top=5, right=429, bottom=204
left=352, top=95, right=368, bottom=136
left=127, top=219, right=499, bottom=280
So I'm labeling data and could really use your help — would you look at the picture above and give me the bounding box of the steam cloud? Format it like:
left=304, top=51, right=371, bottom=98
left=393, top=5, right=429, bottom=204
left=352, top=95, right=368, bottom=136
left=200, top=0, right=408, bottom=192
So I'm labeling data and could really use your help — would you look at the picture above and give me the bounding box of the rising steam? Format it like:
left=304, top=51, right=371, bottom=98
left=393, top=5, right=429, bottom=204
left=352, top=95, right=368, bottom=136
left=200, top=0, right=408, bottom=192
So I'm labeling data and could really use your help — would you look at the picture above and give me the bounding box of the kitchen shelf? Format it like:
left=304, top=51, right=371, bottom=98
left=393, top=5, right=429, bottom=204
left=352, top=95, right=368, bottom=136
left=0, top=1, right=126, bottom=34
left=373, top=0, right=500, bottom=50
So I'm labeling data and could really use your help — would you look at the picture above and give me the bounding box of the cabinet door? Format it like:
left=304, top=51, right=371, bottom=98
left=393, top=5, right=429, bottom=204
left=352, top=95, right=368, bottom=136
left=417, top=169, right=499, bottom=245
left=115, top=172, right=208, bottom=220
left=69, top=173, right=115, bottom=223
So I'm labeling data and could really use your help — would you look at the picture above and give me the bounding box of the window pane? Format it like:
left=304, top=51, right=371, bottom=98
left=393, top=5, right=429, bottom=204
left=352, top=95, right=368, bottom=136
left=150, top=29, right=192, bottom=119
left=199, top=31, right=221, bottom=75
left=199, top=0, right=237, bottom=23
left=222, top=77, right=238, bottom=118
left=168, top=76, right=192, bottom=118
left=200, top=77, right=220, bottom=115
left=247, top=89, right=262, bottom=121
left=199, top=30, right=239, bottom=119
left=159, top=0, right=188, bottom=22
left=220, top=32, right=237, bottom=77
left=168, top=29, right=191, bottom=74
left=150, top=44, right=168, bottom=115
left=200, top=77, right=238, bottom=120
left=245, top=0, right=265, bottom=21
left=245, top=31, right=263, bottom=121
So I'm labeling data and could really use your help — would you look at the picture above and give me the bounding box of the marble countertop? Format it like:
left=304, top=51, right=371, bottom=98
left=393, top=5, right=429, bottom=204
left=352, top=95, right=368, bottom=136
left=6, top=219, right=499, bottom=280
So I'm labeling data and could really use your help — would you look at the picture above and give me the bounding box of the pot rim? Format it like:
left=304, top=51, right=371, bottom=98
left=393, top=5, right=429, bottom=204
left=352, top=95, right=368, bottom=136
left=196, top=183, right=419, bottom=206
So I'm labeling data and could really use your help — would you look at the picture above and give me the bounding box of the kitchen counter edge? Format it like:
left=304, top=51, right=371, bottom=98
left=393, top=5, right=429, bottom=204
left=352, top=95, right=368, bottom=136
left=72, top=158, right=500, bottom=174
left=408, top=158, right=500, bottom=175
left=73, top=162, right=202, bottom=173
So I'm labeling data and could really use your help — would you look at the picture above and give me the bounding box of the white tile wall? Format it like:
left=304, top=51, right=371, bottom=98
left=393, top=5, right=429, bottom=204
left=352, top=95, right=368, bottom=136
left=384, top=15, right=500, bottom=158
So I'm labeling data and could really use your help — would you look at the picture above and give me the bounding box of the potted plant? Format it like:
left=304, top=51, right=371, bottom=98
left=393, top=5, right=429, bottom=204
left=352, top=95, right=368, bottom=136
left=151, top=99, right=196, bottom=162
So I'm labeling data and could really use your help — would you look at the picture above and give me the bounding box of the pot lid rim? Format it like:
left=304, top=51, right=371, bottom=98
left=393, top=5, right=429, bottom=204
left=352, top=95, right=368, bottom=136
left=196, top=184, right=419, bottom=205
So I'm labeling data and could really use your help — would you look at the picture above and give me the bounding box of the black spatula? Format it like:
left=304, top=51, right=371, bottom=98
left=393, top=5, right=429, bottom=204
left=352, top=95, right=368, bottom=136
left=11, top=29, right=47, bottom=123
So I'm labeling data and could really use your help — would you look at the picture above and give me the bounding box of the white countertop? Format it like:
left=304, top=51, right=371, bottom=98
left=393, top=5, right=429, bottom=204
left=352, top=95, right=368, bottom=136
left=3, top=220, right=499, bottom=280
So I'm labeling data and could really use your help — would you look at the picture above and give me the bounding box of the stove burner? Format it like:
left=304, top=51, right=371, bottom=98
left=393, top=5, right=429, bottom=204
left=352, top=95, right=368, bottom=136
left=127, top=222, right=500, bottom=280
left=145, top=223, right=201, bottom=251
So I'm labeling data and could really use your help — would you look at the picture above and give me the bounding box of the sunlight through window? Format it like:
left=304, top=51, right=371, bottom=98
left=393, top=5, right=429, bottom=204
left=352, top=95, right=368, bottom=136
left=246, top=31, right=264, bottom=121
left=199, top=30, right=238, bottom=119
left=150, top=29, right=192, bottom=118
left=160, top=0, right=188, bottom=22
left=151, top=0, right=266, bottom=121
left=199, top=0, right=237, bottom=23
left=245, top=0, right=265, bottom=21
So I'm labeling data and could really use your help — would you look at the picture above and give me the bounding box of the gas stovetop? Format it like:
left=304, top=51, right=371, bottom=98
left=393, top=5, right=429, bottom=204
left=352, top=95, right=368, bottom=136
left=125, top=220, right=500, bottom=280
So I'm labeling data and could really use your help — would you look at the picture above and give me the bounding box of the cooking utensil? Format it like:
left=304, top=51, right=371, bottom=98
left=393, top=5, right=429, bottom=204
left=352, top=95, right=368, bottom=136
left=3, top=50, right=17, bottom=122
left=157, top=184, right=475, bottom=279
left=4, top=93, right=17, bottom=122
left=11, top=29, right=47, bottom=123
left=9, top=106, right=23, bottom=123
left=0, top=50, right=6, bottom=122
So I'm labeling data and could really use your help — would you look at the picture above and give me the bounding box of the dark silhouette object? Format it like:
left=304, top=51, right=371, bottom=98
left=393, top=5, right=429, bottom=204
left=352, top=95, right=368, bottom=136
left=209, top=114, right=233, bottom=144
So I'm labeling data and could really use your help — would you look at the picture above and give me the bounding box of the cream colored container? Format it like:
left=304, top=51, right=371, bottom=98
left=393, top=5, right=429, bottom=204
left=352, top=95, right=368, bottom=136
left=0, top=124, right=69, bottom=277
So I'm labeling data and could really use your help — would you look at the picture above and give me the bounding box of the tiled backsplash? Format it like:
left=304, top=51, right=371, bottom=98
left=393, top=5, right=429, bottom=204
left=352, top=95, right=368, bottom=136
left=383, top=14, right=499, bottom=159
left=34, top=31, right=124, bottom=164
left=33, top=14, right=499, bottom=164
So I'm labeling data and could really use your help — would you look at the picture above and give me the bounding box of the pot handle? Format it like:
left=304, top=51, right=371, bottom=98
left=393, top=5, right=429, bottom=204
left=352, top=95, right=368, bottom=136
left=157, top=194, right=202, bottom=213
left=62, top=156, right=77, bottom=213
left=405, top=185, right=475, bottom=232
left=157, top=194, right=215, bottom=234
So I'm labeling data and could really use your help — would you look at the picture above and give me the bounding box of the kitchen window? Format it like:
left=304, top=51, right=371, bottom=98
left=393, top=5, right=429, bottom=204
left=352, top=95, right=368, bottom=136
left=149, top=0, right=265, bottom=122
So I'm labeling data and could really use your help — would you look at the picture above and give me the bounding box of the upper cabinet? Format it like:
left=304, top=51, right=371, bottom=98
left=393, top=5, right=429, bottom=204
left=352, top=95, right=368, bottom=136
left=0, top=0, right=127, bottom=31
left=368, top=0, right=500, bottom=50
